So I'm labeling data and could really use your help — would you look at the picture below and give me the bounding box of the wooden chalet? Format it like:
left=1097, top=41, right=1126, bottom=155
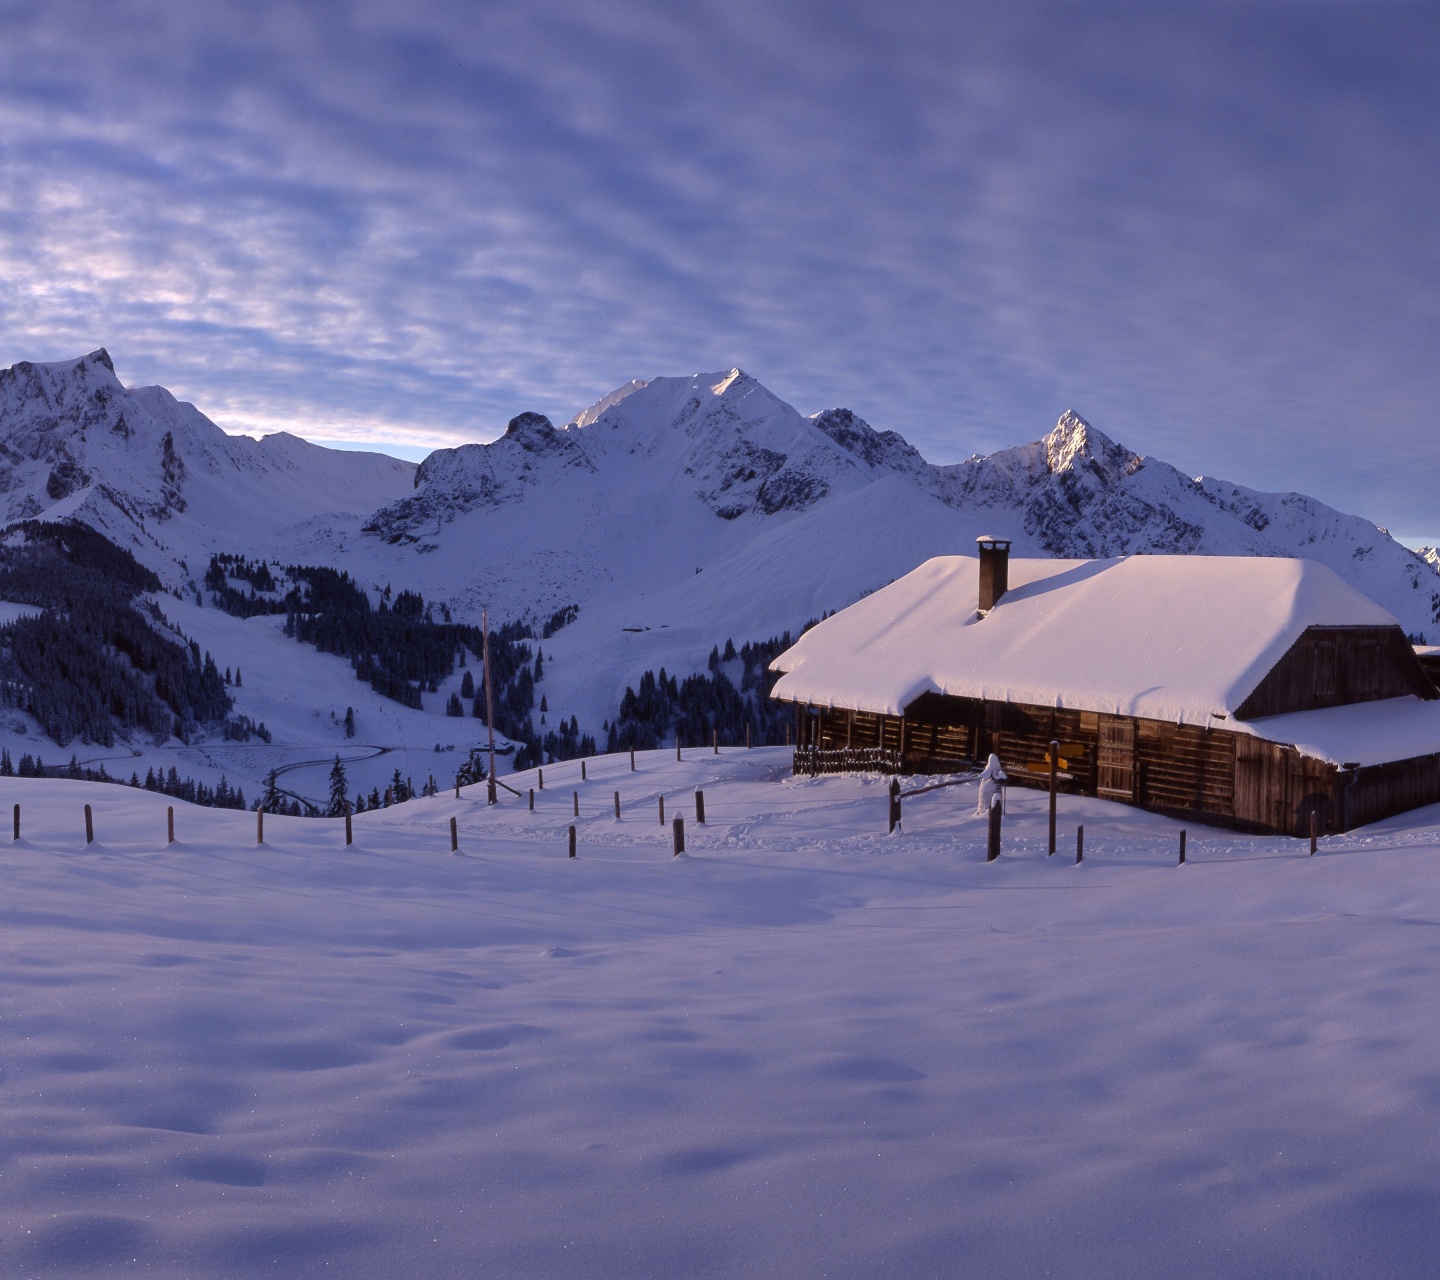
left=769, top=539, right=1440, bottom=835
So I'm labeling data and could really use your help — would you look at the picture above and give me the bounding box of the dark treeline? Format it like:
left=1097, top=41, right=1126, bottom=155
left=0, top=747, right=247, bottom=810
left=605, top=631, right=805, bottom=753
left=136, top=764, right=247, bottom=809
left=203, top=553, right=282, bottom=617
left=206, top=553, right=548, bottom=764
left=0, top=522, right=233, bottom=747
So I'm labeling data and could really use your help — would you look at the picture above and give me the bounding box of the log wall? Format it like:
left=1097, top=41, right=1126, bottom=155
left=784, top=691, right=1439, bottom=835
left=1235, top=626, right=1435, bottom=719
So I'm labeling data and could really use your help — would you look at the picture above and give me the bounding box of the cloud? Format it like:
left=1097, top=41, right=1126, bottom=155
left=1, top=0, right=1437, bottom=542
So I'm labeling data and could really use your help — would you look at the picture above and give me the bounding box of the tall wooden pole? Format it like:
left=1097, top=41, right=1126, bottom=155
left=482, top=607, right=497, bottom=804
left=1048, top=739, right=1058, bottom=856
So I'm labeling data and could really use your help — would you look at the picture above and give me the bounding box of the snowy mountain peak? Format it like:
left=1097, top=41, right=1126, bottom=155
left=710, top=368, right=746, bottom=396
left=568, top=380, right=650, bottom=430
left=83, top=347, right=116, bottom=376
left=811, top=407, right=927, bottom=475
left=1044, top=410, right=1140, bottom=482
left=0, top=352, right=414, bottom=580
left=501, top=411, right=574, bottom=456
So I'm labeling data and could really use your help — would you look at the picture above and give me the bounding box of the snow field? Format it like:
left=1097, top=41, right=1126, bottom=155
left=6, top=750, right=1440, bottom=1277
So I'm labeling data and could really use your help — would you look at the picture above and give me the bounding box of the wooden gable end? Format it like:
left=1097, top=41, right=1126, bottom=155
left=1234, top=625, right=1438, bottom=720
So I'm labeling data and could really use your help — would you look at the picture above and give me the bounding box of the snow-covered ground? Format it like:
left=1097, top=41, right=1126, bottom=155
left=7, top=750, right=1440, bottom=1276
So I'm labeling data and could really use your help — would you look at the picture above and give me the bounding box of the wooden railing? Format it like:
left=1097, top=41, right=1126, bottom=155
left=792, top=746, right=903, bottom=777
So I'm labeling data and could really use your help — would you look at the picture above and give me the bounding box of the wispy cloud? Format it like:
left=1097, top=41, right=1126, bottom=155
left=1, top=0, right=1437, bottom=542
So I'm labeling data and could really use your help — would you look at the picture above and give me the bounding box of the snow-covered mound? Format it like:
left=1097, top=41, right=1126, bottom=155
left=8, top=756, right=1440, bottom=1275
left=0, top=351, right=414, bottom=582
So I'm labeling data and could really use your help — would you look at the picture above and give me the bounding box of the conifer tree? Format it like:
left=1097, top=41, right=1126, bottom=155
left=327, top=755, right=349, bottom=818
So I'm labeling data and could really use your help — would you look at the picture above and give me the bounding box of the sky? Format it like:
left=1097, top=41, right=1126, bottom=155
left=1, top=1, right=1437, bottom=547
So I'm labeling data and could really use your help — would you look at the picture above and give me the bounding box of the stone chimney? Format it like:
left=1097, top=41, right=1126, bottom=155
left=976, top=536, right=1011, bottom=613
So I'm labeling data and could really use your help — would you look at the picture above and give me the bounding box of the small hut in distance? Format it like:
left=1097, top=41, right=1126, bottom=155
left=769, top=538, right=1440, bottom=835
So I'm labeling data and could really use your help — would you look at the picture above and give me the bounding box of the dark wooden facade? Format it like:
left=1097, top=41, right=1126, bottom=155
left=1235, top=626, right=1434, bottom=718
left=786, top=623, right=1440, bottom=835
left=1417, top=648, right=1440, bottom=685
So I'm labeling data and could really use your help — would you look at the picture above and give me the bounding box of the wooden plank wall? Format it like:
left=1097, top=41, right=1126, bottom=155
left=1345, top=754, right=1440, bottom=829
left=786, top=693, right=1435, bottom=834
left=1135, top=721, right=1236, bottom=817
left=1233, top=734, right=1337, bottom=834
left=992, top=704, right=1096, bottom=795
left=1236, top=626, right=1435, bottom=719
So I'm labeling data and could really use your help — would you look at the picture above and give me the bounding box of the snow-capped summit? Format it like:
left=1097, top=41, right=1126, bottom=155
left=0, top=352, right=1435, bottom=655
left=0, top=351, right=414, bottom=578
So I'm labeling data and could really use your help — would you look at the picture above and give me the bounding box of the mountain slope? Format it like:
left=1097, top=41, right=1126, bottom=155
left=350, top=373, right=1438, bottom=644
left=0, top=351, right=415, bottom=582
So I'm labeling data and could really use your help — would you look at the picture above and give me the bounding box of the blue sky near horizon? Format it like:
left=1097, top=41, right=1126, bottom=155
left=1, top=0, right=1437, bottom=546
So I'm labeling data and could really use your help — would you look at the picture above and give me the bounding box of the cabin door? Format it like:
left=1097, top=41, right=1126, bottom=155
left=1096, top=716, right=1136, bottom=801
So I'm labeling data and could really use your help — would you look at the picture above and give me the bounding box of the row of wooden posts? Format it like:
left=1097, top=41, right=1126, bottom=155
left=11, top=780, right=1326, bottom=861
left=14, top=780, right=712, bottom=857
left=886, top=774, right=1324, bottom=861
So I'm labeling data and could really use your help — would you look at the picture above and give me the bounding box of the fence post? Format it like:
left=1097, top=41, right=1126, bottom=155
left=581, top=760, right=587, bottom=781
left=538, top=768, right=544, bottom=791
left=257, top=808, right=264, bottom=845
left=572, top=791, right=579, bottom=818
left=630, top=748, right=636, bottom=772
left=345, top=809, right=353, bottom=846
left=528, top=788, right=535, bottom=812
left=455, top=779, right=460, bottom=800
left=450, top=816, right=458, bottom=852
left=1309, top=809, right=1318, bottom=855
left=1048, top=739, right=1058, bottom=856
left=487, top=776, right=497, bottom=805
left=167, top=805, right=175, bottom=845
left=712, top=730, right=718, bottom=755
left=676, top=737, right=682, bottom=762
left=614, top=790, right=621, bottom=820
left=673, top=815, right=685, bottom=856
left=658, top=795, right=665, bottom=825
left=887, top=778, right=901, bottom=834
left=12, top=802, right=18, bottom=841
left=986, top=796, right=1000, bottom=861
left=695, top=790, right=706, bottom=824
left=84, top=803, right=94, bottom=845
left=1076, top=824, right=1084, bottom=865
left=1179, top=829, right=1187, bottom=865
left=568, top=824, right=577, bottom=858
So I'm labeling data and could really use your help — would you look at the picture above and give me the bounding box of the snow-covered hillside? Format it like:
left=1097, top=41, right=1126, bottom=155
left=8, top=756, right=1440, bottom=1276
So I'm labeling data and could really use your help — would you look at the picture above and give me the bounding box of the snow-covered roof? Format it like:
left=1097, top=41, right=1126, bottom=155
left=770, top=554, right=1402, bottom=732
left=1244, top=697, right=1440, bottom=769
